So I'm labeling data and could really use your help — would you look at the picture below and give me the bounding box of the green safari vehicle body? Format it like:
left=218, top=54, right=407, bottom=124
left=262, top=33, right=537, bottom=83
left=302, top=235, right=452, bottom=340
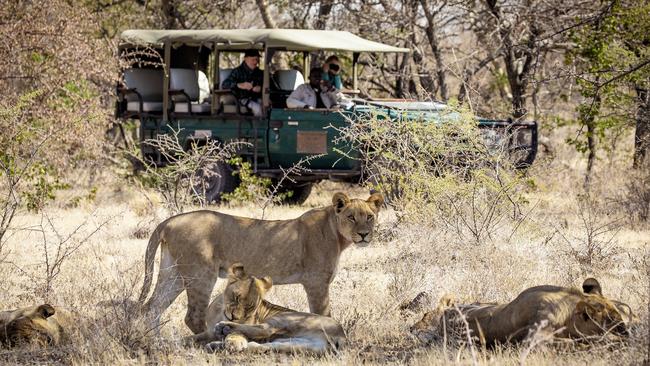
left=116, top=29, right=537, bottom=203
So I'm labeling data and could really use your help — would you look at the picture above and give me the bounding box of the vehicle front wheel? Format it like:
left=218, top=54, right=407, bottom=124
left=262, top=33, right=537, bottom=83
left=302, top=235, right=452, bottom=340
left=194, top=162, right=239, bottom=204
left=277, top=183, right=313, bottom=205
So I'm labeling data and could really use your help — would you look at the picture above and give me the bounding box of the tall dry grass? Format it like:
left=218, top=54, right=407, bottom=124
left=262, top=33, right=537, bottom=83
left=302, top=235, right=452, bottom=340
left=0, top=127, right=648, bottom=365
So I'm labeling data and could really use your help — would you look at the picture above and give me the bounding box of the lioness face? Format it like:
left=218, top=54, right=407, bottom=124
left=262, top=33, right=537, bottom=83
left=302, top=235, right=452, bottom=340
left=571, top=296, right=628, bottom=337
left=0, top=304, right=63, bottom=347
left=332, top=192, right=384, bottom=246
left=223, top=263, right=272, bottom=324
left=410, top=310, right=439, bottom=343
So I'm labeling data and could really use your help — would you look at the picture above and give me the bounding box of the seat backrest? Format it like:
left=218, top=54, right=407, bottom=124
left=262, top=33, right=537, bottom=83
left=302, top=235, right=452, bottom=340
left=219, top=68, right=233, bottom=89
left=123, top=69, right=164, bottom=101
left=275, top=70, right=305, bottom=91
left=170, top=68, right=200, bottom=101
left=198, top=70, right=210, bottom=103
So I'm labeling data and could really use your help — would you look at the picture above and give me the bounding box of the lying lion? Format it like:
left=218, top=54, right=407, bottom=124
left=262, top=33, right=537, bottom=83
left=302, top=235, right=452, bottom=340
left=190, top=263, right=346, bottom=354
left=0, top=304, right=71, bottom=347
left=411, top=278, right=633, bottom=346
left=139, top=191, right=383, bottom=335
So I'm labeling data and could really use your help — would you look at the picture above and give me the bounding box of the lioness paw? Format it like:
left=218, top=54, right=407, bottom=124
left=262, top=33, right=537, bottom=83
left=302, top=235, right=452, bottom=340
left=225, top=333, right=248, bottom=352
left=214, top=321, right=235, bottom=336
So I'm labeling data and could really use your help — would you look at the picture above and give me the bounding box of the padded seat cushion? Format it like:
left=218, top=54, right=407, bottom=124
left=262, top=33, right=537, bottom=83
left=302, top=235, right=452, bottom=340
left=174, top=102, right=211, bottom=114
left=275, top=70, right=304, bottom=91
left=223, top=105, right=249, bottom=114
left=219, top=68, right=233, bottom=89
left=127, top=101, right=163, bottom=112
left=170, top=68, right=200, bottom=101
left=123, top=69, right=164, bottom=102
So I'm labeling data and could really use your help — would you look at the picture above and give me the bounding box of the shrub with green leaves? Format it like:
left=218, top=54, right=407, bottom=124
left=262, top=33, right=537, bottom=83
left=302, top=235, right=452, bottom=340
left=335, top=102, right=528, bottom=242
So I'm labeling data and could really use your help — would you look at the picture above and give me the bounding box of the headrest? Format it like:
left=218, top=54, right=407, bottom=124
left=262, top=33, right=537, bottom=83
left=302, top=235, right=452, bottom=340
left=170, top=68, right=200, bottom=101
left=275, top=70, right=305, bottom=91
left=123, top=68, right=164, bottom=101
left=219, top=68, right=233, bottom=89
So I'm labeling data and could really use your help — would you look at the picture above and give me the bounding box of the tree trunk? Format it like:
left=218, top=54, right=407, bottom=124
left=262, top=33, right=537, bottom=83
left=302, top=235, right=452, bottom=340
left=161, top=0, right=178, bottom=29
left=584, top=96, right=601, bottom=189
left=634, top=86, right=650, bottom=169
left=585, top=117, right=596, bottom=189
left=256, top=0, right=278, bottom=29
left=314, top=0, right=333, bottom=30
left=419, top=0, right=448, bottom=100
left=395, top=53, right=410, bottom=98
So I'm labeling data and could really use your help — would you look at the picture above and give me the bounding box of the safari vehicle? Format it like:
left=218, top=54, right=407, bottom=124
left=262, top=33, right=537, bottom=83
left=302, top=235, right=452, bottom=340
left=116, top=29, right=537, bottom=204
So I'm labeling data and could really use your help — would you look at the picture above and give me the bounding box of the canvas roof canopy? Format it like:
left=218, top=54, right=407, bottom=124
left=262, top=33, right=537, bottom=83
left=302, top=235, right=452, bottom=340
left=120, top=29, right=410, bottom=53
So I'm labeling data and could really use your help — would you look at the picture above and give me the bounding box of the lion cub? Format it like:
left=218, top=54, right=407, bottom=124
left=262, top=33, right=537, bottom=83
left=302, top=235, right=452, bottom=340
left=203, top=263, right=346, bottom=354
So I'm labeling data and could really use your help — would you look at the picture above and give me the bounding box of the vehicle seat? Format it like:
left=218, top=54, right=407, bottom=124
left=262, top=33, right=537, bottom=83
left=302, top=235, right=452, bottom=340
left=219, top=68, right=249, bottom=114
left=270, top=70, right=304, bottom=108
left=274, top=70, right=304, bottom=91
left=170, top=68, right=211, bottom=114
left=123, top=69, right=164, bottom=113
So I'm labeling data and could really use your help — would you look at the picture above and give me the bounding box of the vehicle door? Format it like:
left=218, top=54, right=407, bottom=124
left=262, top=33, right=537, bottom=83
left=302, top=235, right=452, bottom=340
left=267, top=108, right=359, bottom=170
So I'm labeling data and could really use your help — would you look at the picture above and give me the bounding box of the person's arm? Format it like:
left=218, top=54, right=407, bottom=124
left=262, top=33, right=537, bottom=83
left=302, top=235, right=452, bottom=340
left=334, top=74, right=343, bottom=90
left=286, top=85, right=311, bottom=109
left=323, top=90, right=339, bottom=109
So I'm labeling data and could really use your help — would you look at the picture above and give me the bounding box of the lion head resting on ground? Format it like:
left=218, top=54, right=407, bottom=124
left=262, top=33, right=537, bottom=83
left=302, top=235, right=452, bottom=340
left=410, top=278, right=633, bottom=346
left=190, top=263, right=346, bottom=354
left=139, top=192, right=383, bottom=335
left=0, top=304, right=69, bottom=347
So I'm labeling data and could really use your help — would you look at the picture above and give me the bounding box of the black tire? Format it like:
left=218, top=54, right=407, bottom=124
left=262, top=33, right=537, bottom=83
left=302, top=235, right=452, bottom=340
left=195, top=162, right=239, bottom=203
left=278, top=183, right=313, bottom=205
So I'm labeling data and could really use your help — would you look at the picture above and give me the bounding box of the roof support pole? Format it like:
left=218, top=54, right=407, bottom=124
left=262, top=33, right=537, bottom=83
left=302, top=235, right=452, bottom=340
left=352, top=52, right=359, bottom=91
left=303, top=51, right=310, bottom=79
left=263, top=46, right=272, bottom=114
left=162, top=40, right=171, bottom=123
left=212, top=46, right=220, bottom=115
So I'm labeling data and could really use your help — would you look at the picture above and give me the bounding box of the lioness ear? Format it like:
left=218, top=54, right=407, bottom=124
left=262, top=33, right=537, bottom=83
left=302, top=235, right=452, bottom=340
left=438, top=294, right=456, bottom=309
left=258, top=276, right=273, bottom=291
left=228, top=263, right=246, bottom=280
left=582, top=278, right=602, bottom=295
left=332, top=192, right=350, bottom=213
left=36, top=304, right=56, bottom=319
left=366, top=193, right=384, bottom=212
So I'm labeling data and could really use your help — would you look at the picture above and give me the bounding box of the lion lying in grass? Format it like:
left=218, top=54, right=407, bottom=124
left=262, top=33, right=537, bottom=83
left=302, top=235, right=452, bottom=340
left=410, top=278, right=634, bottom=346
left=191, top=263, right=346, bottom=354
left=0, top=304, right=70, bottom=347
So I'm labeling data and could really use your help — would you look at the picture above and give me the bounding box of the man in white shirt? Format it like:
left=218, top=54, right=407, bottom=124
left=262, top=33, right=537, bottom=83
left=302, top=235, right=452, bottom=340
left=286, top=67, right=339, bottom=109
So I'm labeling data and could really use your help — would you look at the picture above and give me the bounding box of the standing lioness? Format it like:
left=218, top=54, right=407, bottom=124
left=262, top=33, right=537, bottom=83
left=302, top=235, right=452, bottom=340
left=139, top=192, right=383, bottom=334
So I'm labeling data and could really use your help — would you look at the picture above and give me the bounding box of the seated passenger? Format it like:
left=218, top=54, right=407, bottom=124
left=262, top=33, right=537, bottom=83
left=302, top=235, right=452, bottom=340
left=222, top=49, right=263, bottom=116
left=322, top=55, right=343, bottom=90
left=286, top=67, right=338, bottom=109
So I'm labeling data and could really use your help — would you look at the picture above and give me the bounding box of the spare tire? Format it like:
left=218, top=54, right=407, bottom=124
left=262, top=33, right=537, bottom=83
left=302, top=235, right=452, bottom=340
left=277, top=183, right=313, bottom=205
left=194, top=162, right=239, bottom=203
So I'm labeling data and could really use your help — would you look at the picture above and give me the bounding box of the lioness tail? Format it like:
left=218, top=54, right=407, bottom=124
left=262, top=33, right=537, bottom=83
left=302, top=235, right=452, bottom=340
left=138, top=223, right=164, bottom=304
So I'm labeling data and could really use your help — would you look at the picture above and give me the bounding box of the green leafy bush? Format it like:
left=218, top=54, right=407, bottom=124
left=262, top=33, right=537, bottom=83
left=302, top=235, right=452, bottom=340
left=335, top=102, right=529, bottom=242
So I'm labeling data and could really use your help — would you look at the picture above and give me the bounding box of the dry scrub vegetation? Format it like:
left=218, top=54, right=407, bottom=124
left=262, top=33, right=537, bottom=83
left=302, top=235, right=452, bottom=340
left=1, top=0, right=649, bottom=364
left=0, top=125, right=648, bottom=365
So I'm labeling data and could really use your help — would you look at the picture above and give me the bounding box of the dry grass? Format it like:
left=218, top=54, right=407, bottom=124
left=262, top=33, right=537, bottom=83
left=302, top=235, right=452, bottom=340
left=1, top=130, right=649, bottom=365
